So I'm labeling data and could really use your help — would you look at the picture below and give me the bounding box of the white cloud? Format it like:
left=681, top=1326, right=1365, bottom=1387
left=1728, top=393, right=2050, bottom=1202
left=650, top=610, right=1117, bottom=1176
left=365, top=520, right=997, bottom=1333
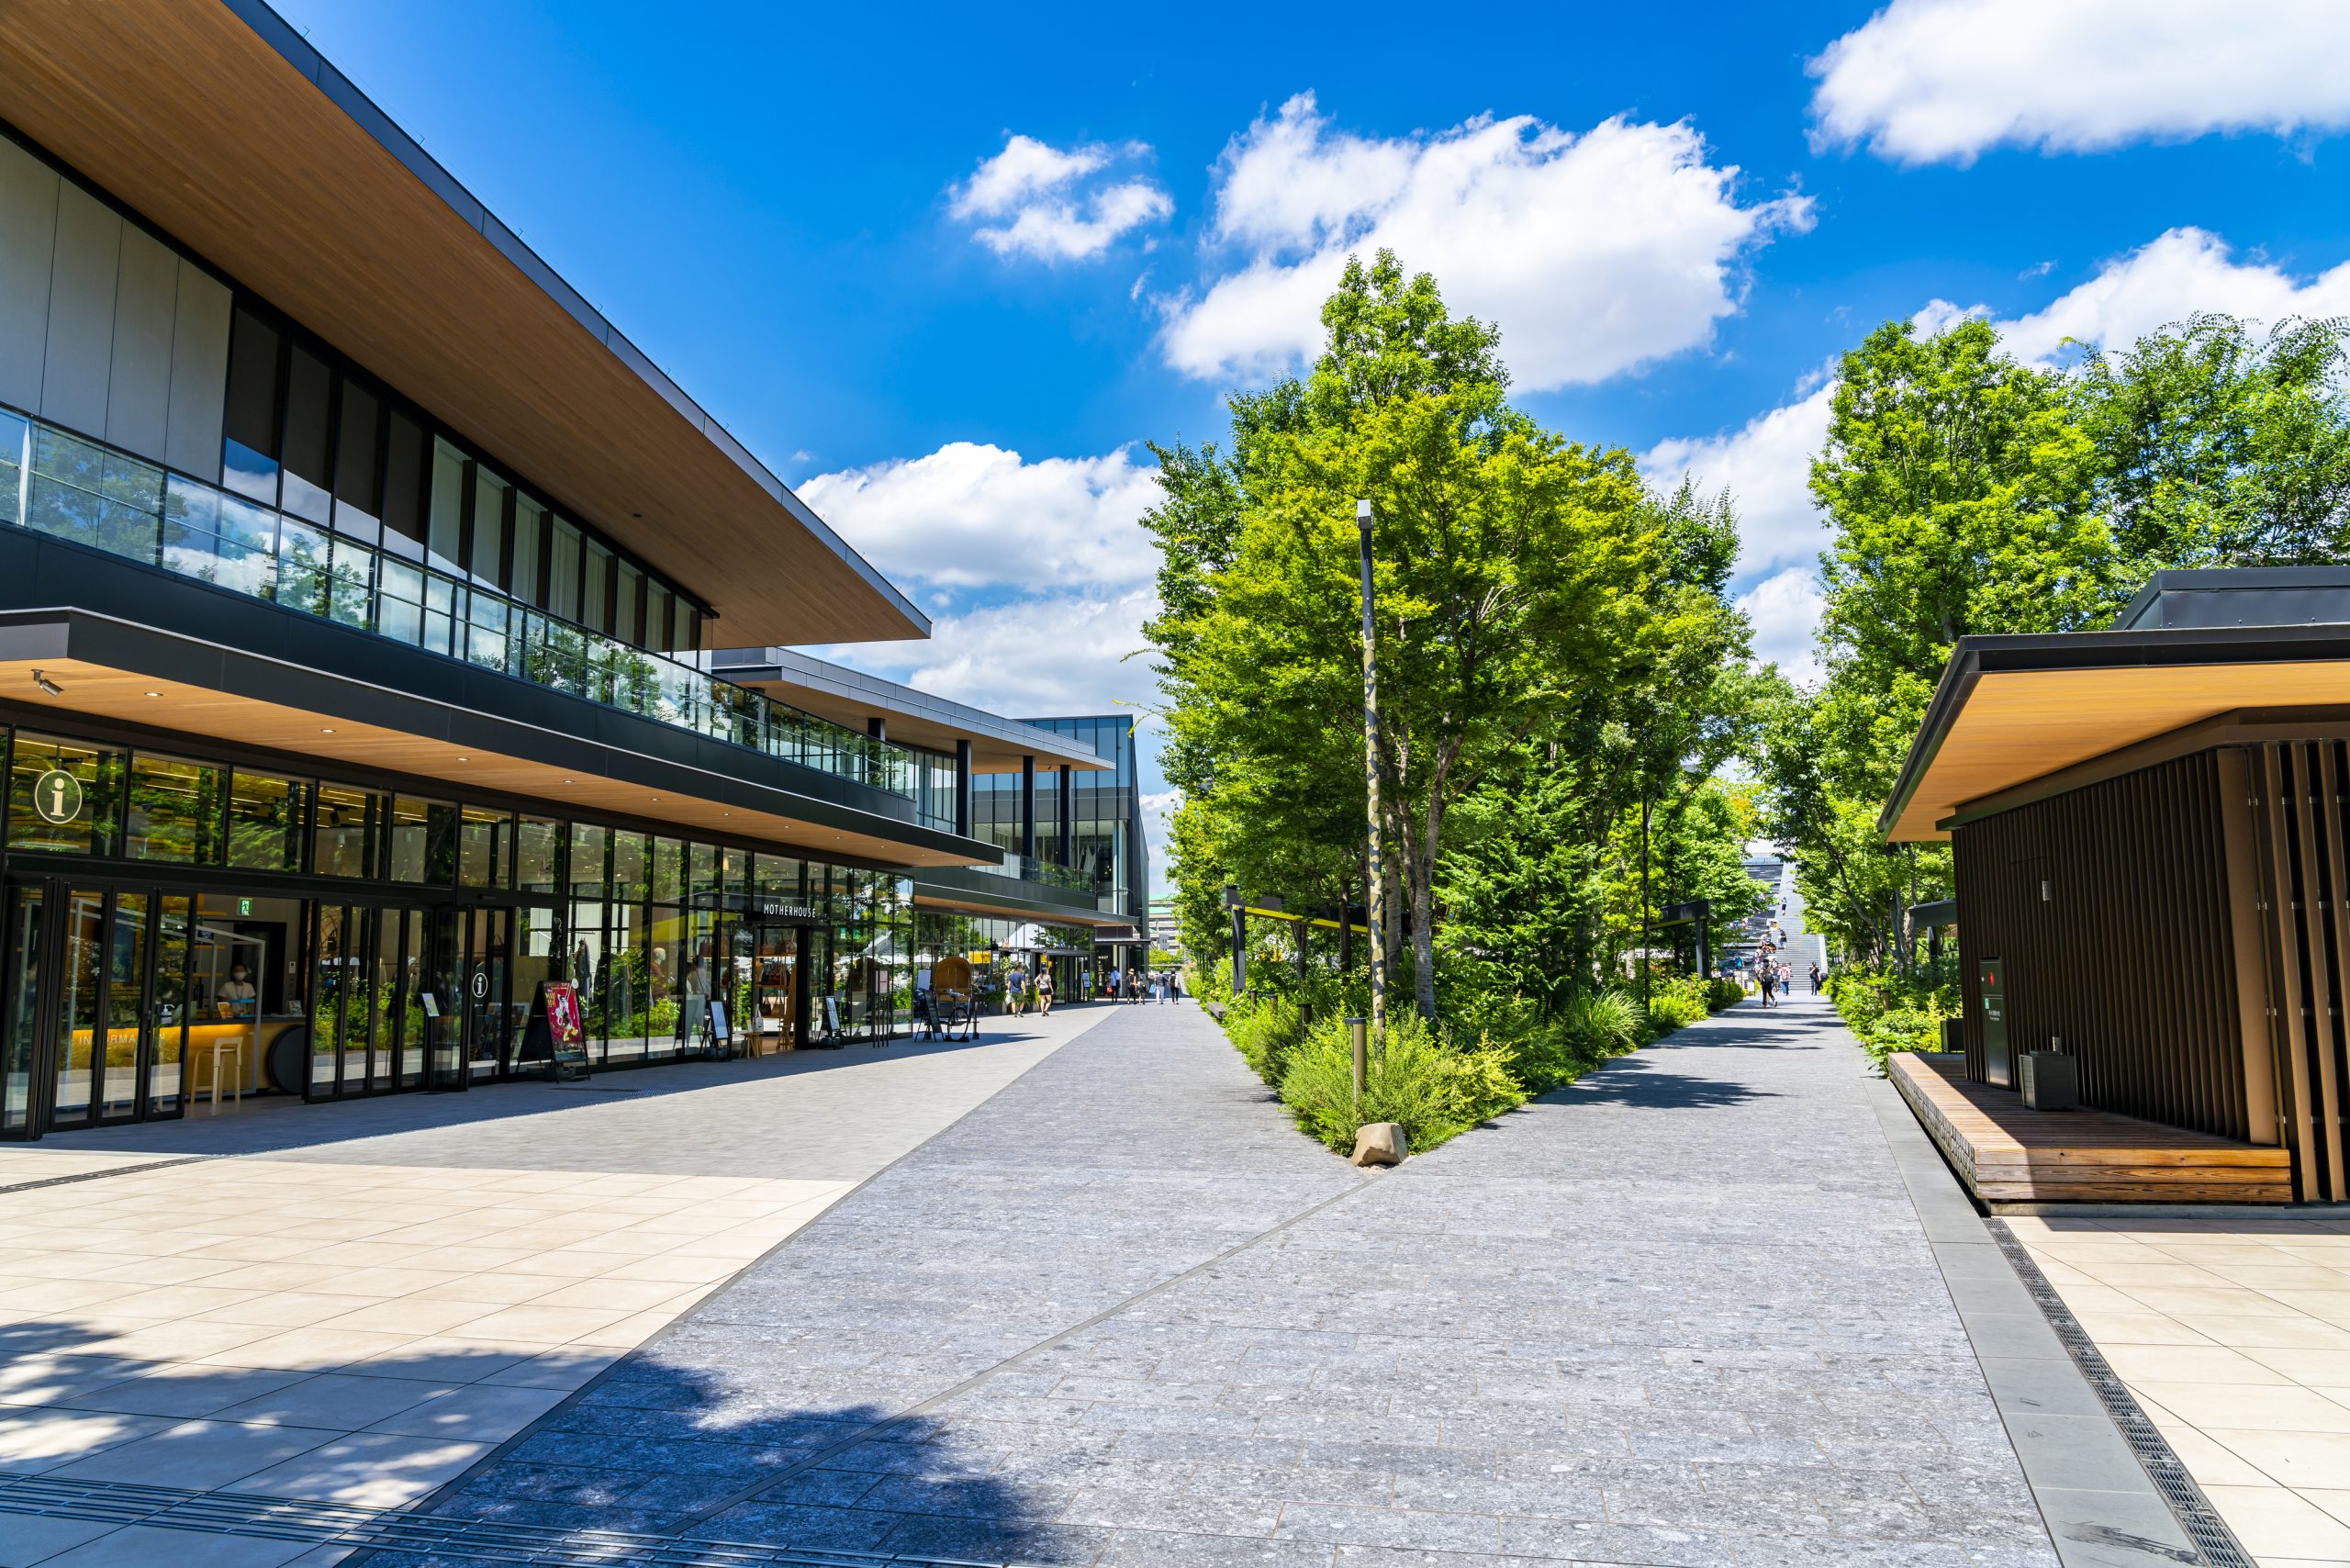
left=950, top=134, right=1171, bottom=261
left=1810, top=0, right=2350, bottom=164
left=2000, top=228, right=2350, bottom=363
left=1640, top=380, right=1834, bottom=577
left=1736, top=567, right=1827, bottom=688
left=821, top=588, right=1159, bottom=719
left=800, top=442, right=1159, bottom=593
left=1160, top=94, right=1810, bottom=390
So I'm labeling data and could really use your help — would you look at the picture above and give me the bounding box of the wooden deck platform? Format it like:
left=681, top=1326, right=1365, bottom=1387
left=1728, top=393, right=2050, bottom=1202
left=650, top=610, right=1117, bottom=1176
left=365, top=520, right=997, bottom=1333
left=1888, top=1052, right=2293, bottom=1204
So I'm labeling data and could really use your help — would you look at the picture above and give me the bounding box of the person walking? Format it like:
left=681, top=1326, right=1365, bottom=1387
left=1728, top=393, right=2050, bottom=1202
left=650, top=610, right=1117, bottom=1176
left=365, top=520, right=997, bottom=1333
left=1759, top=963, right=1776, bottom=1008
left=1808, top=963, right=1822, bottom=995
left=1105, top=968, right=1118, bottom=1004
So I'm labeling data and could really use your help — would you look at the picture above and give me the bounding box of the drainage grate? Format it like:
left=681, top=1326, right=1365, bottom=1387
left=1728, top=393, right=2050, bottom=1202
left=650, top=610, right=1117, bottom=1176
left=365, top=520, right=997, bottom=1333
left=1987, top=1220, right=2256, bottom=1568
left=0, top=1154, right=209, bottom=1195
left=0, top=1471, right=1031, bottom=1567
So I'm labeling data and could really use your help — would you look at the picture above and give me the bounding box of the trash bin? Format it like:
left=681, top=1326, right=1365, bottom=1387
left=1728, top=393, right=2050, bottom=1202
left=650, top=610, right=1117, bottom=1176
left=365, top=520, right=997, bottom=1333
left=2020, top=1051, right=2077, bottom=1111
left=1940, top=1017, right=1964, bottom=1056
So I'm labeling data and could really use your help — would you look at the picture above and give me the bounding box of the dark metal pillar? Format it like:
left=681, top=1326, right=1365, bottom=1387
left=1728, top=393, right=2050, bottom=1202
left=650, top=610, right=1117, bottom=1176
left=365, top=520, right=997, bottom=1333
left=1057, top=765, right=1073, bottom=868
left=1020, top=756, right=1036, bottom=863
left=954, top=740, right=973, bottom=837
left=867, top=715, right=886, bottom=744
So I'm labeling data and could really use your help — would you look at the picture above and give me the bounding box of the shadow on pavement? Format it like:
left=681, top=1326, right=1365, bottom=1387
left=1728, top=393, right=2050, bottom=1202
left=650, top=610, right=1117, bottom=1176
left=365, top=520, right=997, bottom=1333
left=1543, top=1047, right=1782, bottom=1111
left=0, top=1317, right=1058, bottom=1563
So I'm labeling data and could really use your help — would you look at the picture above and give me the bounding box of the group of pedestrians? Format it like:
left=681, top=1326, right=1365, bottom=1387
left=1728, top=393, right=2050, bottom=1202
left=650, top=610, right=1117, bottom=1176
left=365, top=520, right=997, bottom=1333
left=1755, top=959, right=1822, bottom=1008
left=1103, top=967, right=1181, bottom=1004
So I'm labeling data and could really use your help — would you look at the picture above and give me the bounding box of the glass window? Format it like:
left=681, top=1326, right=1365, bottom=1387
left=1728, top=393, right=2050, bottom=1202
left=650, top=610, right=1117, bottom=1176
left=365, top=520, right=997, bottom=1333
left=221, top=306, right=280, bottom=505
left=651, top=836, right=682, bottom=903
left=228, top=771, right=307, bottom=872
left=312, top=783, right=380, bottom=878
left=548, top=518, right=583, bottom=622
left=671, top=597, right=695, bottom=662
left=644, top=582, right=671, bottom=654
left=332, top=382, right=381, bottom=543
left=511, top=496, right=546, bottom=607
left=127, top=752, right=223, bottom=864
left=279, top=344, right=332, bottom=524
left=616, top=561, right=643, bottom=646
left=380, top=409, right=426, bottom=561
left=7, top=733, right=123, bottom=856
left=26, top=426, right=164, bottom=563
left=427, top=438, right=466, bottom=577
left=388, top=794, right=458, bottom=884
left=469, top=467, right=508, bottom=589
left=274, top=517, right=330, bottom=617
left=0, top=408, right=25, bottom=529
left=517, top=816, right=562, bottom=895
left=610, top=830, right=647, bottom=902
left=582, top=540, right=612, bottom=633
left=162, top=476, right=277, bottom=598
left=569, top=823, right=609, bottom=897
left=688, top=842, right=719, bottom=903
left=459, top=805, right=511, bottom=889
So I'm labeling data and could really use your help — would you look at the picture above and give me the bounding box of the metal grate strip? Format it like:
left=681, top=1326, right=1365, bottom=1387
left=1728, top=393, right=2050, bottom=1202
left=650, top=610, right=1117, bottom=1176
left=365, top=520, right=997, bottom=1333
left=1987, top=1220, right=2256, bottom=1568
left=0, top=1154, right=209, bottom=1195
left=0, top=1471, right=1032, bottom=1568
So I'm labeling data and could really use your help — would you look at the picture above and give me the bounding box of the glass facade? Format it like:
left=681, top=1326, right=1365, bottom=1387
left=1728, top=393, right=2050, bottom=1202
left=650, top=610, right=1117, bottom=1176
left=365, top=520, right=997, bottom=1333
left=0, top=720, right=923, bottom=1139
left=0, top=405, right=955, bottom=827
left=972, top=717, right=1147, bottom=924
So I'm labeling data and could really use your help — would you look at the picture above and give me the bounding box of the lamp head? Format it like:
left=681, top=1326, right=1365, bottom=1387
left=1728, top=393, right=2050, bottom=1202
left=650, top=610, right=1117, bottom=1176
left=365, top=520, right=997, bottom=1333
left=30, top=670, right=61, bottom=698
left=1355, top=498, right=1372, bottom=532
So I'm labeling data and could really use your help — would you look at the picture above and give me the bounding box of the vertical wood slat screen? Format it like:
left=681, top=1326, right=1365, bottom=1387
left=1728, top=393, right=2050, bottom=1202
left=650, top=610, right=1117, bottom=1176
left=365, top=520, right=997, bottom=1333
left=1954, top=750, right=2255, bottom=1143
left=2248, top=742, right=2350, bottom=1201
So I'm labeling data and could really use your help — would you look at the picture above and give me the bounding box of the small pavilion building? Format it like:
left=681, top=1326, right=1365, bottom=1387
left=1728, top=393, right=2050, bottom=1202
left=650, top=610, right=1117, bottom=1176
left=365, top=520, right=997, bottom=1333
left=1881, top=567, right=2350, bottom=1205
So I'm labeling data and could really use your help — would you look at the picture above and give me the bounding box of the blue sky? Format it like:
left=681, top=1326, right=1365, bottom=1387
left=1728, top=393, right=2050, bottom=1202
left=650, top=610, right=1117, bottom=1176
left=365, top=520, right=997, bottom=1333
left=269, top=0, right=2350, bottom=883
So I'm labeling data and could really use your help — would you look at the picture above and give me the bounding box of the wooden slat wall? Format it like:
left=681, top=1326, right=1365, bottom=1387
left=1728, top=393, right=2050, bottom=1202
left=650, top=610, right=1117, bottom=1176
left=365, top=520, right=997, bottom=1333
left=1954, top=750, right=2255, bottom=1143
left=2246, top=742, right=2350, bottom=1201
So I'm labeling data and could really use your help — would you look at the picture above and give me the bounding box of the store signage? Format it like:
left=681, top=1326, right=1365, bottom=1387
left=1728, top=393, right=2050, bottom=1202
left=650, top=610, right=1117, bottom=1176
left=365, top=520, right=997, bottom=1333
left=29, top=769, right=82, bottom=825
left=238, top=897, right=253, bottom=916
left=471, top=969, right=489, bottom=1001
left=522, top=980, right=589, bottom=1080
left=755, top=899, right=822, bottom=922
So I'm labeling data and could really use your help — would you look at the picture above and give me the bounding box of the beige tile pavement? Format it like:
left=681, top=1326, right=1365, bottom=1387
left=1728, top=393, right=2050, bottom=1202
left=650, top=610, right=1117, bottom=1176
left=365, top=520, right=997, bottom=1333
left=2012, top=1212, right=2350, bottom=1566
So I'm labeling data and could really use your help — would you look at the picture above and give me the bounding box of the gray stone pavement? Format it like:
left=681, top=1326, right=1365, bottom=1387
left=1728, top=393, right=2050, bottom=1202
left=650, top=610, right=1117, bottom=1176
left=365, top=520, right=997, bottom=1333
left=379, top=992, right=2076, bottom=1568
left=33, top=1012, right=1102, bottom=1180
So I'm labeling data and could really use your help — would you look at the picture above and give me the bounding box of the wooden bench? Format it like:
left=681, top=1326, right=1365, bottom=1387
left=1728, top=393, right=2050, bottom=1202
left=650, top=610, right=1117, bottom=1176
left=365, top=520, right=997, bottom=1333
left=1889, top=1051, right=2293, bottom=1204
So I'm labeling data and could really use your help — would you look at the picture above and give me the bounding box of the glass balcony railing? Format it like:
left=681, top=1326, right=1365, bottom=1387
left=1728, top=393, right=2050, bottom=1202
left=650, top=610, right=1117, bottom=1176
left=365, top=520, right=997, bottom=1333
left=0, top=408, right=965, bottom=826
left=972, top=851, right=1101, bottom=894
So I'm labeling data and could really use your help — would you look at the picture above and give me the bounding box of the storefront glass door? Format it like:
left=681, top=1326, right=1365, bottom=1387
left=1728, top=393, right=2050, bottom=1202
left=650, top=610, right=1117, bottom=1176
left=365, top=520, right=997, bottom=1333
left=462, top=906, right=509, bottom=1082
left=2, top=886, right=40, bottom=1135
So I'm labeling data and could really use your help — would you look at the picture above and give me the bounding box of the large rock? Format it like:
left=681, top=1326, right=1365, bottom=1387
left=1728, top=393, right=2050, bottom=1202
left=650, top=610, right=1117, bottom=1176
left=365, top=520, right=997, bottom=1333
left=1350, top=1122, right=1407, bottom=1167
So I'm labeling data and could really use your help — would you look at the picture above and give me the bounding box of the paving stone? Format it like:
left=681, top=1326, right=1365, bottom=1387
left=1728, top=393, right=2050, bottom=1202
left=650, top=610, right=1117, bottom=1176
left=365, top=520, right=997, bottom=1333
left=372, top=999, right=2066, bottom=1567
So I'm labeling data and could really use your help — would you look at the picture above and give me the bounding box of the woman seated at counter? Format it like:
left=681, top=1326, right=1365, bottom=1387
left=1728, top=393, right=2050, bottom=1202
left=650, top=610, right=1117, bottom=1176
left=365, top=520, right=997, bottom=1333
left=216, top=962, right=259, bottom=1017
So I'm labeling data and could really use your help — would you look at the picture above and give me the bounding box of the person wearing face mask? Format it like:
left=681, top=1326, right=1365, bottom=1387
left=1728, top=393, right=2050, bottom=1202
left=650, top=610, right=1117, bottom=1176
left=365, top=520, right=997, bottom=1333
left=218, top=961, right=259, bottom=1016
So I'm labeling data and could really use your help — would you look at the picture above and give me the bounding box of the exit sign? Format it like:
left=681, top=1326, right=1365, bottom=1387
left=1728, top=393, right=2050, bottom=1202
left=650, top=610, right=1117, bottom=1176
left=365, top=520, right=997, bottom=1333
left=238, top=897, right=252, bottom=916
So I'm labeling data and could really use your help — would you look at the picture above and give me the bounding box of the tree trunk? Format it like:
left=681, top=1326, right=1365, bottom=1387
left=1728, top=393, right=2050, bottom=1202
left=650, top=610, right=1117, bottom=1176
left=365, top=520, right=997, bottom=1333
left=1410, top=854, right=1437, bottom=1020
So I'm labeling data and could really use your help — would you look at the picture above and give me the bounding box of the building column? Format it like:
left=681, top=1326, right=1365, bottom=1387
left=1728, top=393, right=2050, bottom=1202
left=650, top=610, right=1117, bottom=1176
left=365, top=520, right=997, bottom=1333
left=1020, top=755, right=1036, bottom=862
left=1057, top=765, right=1074, bottom=868
left=955, top=740, right=972, bottom=836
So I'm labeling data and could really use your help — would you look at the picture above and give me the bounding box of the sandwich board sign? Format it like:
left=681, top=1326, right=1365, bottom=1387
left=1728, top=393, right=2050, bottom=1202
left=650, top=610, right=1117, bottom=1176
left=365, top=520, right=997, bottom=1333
left=522, top=980, right=589, bottom=1081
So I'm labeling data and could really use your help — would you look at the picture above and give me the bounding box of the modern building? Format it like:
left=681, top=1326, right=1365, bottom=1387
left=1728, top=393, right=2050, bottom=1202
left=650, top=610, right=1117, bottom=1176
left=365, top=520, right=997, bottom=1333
left=1147, top=897, right=1181, bottom=958
left=711, top=653, right=1146, bottom=996
left=0, top=0, right=1119, bottom=1139
left=1882, top=567, right=2350, bottom=1204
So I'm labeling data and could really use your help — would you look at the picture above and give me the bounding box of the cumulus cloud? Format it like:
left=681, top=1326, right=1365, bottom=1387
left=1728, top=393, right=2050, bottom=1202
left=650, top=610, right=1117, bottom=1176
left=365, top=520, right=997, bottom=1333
left=1640, top=380, right=1834, bottom=577
left=2000, top=228, right=2350, bottom=363
left=1736, top=567, right=1827, bottom=689
left=820, top=588, right=1159, bottom=720
left=1810, top=0, right=2350, bottom=164
left=950, top=134, right=1172, bottom=261
left=1160, top=94, right=1810, bottom=390
left=800, top=442, right=1159, bottom=593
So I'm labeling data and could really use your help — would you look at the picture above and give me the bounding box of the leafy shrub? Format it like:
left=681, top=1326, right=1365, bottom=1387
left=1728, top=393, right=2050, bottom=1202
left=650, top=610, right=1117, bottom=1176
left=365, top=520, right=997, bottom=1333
left=1225, top=995, right=1306, bottom=1086
left=1825, top=966, right=1960, bottom=1065
left=1557, top=989, right=1644, bottom=1061
left=1704, top=978, right=1744, bottom=1012
left=1279, top=1013, right=1523, bottom=1153
left=1646, top=991, right=1708, bottom=1036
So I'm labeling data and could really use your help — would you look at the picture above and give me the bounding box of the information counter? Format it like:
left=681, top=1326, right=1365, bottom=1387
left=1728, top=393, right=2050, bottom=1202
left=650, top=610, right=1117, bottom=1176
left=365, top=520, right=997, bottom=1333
left=75, top=1014, right=307, bottom=1101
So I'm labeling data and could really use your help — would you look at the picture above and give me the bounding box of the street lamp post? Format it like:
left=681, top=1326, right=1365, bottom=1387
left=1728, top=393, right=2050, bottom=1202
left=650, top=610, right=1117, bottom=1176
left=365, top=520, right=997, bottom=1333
left=1357, top=498, right=1386, bottom=1050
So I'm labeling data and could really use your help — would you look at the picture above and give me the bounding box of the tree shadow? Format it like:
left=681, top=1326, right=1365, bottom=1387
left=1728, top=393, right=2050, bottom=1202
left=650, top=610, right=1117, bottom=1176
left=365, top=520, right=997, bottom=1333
left=0, top=1316, right=1076, bottom=1563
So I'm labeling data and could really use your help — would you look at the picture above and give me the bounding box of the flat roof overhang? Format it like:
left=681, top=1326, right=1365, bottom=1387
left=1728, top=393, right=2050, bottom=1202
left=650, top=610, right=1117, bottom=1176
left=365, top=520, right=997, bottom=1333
left=0, top=609, right=994, bottom=870
left=0, top=0, right=923, bottom=647
left=910, top=890, right=1136, bottom=930
left=1882, top=624, right=2350, bottom=843
left=715, top=650, right=1109, bottom=774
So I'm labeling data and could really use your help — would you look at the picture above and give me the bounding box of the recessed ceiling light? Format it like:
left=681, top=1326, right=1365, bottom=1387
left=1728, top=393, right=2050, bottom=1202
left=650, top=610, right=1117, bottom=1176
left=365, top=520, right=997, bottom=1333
left=455, top=756, right=468, bottom=763
left=144, top=690, right=162, bottom=698
left=651, top=796, right=660, bottom=803
left=563, top=778, right=574, bottom=784
left=320, top=727, right=335, bottom=735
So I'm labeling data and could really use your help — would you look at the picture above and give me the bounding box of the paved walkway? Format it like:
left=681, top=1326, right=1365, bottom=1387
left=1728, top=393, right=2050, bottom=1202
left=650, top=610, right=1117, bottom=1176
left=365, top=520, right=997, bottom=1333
left=0, top=1009, right=1114, bottom=1565
left=394, top=994, right=2065, bottom=1568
